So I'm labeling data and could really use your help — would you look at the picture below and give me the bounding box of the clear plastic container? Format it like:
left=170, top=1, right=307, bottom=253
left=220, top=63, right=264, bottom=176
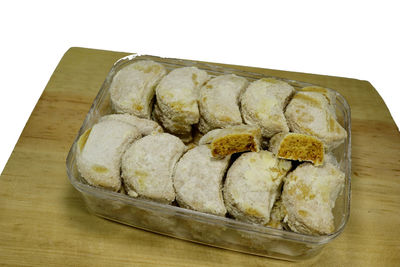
left=66, top=54, right=351, bottom=261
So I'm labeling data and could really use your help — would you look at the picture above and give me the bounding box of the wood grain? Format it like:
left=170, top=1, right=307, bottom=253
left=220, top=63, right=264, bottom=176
left=0, top=47, right=399, bottom=266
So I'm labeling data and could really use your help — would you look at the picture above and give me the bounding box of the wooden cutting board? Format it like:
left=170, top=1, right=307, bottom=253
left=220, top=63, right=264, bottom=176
left=0, top=47, right=399, bottom=266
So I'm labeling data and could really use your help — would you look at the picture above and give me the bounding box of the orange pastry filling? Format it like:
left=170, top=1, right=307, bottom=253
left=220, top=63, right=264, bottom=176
left=211, top=134, right=257, bottom=157
left=278, top=134, right=324, bottom=165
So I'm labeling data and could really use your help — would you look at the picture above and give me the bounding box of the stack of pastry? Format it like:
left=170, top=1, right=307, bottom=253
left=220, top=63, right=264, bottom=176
left=76, top=59, right=348, bottom=236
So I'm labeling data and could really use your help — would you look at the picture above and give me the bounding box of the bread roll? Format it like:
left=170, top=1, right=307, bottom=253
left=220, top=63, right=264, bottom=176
left=155, top=67, right=209, bottom=133
left=110, top=60, right=166, bottom=118
left=121, top=133, right=186, bottom=203
left=76, top=120, right=141, bottom=191
left=240, top=78, right=294, bottom=138
left=284, top=91, right=347, bottom=149
left=281, top=160, right=345, bottom=235
left=198, top=74, right=248, bottom=133
left=173, top=145, right=230, bottom=216
left=224, top=151, right=292, bottom=225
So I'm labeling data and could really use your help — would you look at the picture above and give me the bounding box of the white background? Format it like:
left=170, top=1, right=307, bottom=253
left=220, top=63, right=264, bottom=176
left=1, top=1, right=399, bottom=174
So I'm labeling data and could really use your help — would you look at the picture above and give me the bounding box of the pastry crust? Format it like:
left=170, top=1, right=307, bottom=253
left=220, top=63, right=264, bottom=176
left=300, top=86, right=337, bottom=119
left=197, top=116, right=214, bottom=134
left=269, top=132, right=324, bottom=165
left=266, top=198, right=286, bottom=230
left=240, top=78, right=295, bottom=138
left=198, top=74, right=248, bottom=133
left=152, top=102, right=193, bottom=143
left=173, top=145, right=230, bottom=216
left=99, top=113, right=163, bottom=136
left=155, top=67, right=209, bottom=132
left=281, top=160, right=345, bottom=235
left=121, top=133, right=186, bottom=203
left=224, top=151, right=292, bottom=225
left=76, top=120, right=141, bottom=191
left=284, top=91, right=347, bottom=150
left=152, top=102, right=192, bottom=134
left=199, top=125, right=261, bottom=158
left=110, top=60, right=166, bottom=118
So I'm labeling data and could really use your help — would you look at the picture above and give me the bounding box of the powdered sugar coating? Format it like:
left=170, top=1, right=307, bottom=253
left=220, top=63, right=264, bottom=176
left=240, top=78, right=294, bottom=138
left=199, top=74, right=248, bottom=133
left=282, top=161, right=345, bottom=235
left=300, top=86, right=337, bottom=119
left=156, top=67, right=209, bottom=129
left=284, top=91, right=347, bottom=149
left=121, top=133, right=186, bottom=203
left=173, top=145, right=230, bottom=216
left=224, top=151, right=292, bottom=225
left=76, top=120, right=141, bottom=191
left=110, top=60, right=166, bottom=118
left=99, top=113, right=163, bottom=136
